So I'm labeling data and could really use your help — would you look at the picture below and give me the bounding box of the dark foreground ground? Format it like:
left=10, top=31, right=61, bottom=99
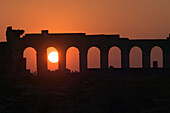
left=0, top=72, right=170, bottom=113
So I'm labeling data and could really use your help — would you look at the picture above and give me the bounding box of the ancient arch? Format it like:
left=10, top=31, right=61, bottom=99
left=150, top=46, right=163, bottom=68
left=47, top=47, right=59, bottom=71
left=87, top=46, right=101, bottom=68
left=130, top=46, right=143, bottom=68
left=66, top=47, right=80, bottom=72
left=108, top=46, right=121, bottom=68
left=23, top=47, right=37, bottom=73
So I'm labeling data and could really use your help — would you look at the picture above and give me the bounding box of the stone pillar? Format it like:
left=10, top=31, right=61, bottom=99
left=101, top=50, right=108, bottom=70
left=163, top=50, right=166, bottom=68
left=163, top=48, right=170, bottom=69
left=37, top=49, right=47, bottom=75
left=165, top=39, right=170, bottom=68
left=121, top=50, right=129, bottom=69
left=80, top=50, right=87, bottom=73
left=143, top=49, right=150, bottom=68
left=59, top=51, right=66, bottom=71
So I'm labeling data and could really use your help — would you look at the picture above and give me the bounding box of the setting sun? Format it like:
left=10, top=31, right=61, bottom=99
left=48, top=52, right=59, bottom=63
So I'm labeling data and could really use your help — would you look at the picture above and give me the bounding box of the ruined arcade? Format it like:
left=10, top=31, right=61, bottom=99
left=0, top=26, right=170, bottom=74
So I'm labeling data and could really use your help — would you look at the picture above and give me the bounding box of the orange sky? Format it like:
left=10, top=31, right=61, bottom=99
left=0, top=0, right=170, bottom=41
left=1, top=0, right=169, bottom=72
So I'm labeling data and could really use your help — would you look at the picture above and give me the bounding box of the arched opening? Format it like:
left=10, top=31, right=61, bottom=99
left=130, top=46, right=143, bottom=68
left=108, top=46, right=121, bottom=68
left=150, top=46, right=163, bottom=68
left=47, top=47, right=59, bottom=71
left=66, top=47, right=80, bottom=72
left=87, top=47, right=101, bottom=68
left=23, top=47, right=37, bottom=73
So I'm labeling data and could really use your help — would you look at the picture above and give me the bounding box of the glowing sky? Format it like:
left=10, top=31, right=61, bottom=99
left=0, top=0, right=170, bottom=42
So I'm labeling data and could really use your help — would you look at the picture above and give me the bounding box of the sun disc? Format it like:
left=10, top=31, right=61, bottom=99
left=48, top=52, right=59, bottom=63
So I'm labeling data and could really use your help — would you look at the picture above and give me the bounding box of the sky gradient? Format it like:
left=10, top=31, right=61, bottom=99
left=0, top=0, right=170, bottom=41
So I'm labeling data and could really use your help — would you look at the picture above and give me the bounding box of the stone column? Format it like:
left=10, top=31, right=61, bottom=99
left=143, top=49, right=150, bottom=68
left=80, top=50, right=87, bottom=73
left=163, top=50, right=166, bottom=68
left=59, top=51, right=66, bottom=71
left=163, top=48, right=170, bottom=69
left=121, top=50, right=129, bottom=69
left=101, top=50, right=108, bottom=70
left=37, top=49, right=47, bottom=75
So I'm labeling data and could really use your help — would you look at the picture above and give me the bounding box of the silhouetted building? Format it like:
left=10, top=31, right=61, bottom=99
left=0, top=26, right=170, bottom=75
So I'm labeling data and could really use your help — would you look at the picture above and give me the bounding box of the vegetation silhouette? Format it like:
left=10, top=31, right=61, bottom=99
left=0, top=72, right=170, bottom=112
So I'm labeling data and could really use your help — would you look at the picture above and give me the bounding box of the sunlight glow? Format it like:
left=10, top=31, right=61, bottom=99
left=48, top=52, right=59, bottom=63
